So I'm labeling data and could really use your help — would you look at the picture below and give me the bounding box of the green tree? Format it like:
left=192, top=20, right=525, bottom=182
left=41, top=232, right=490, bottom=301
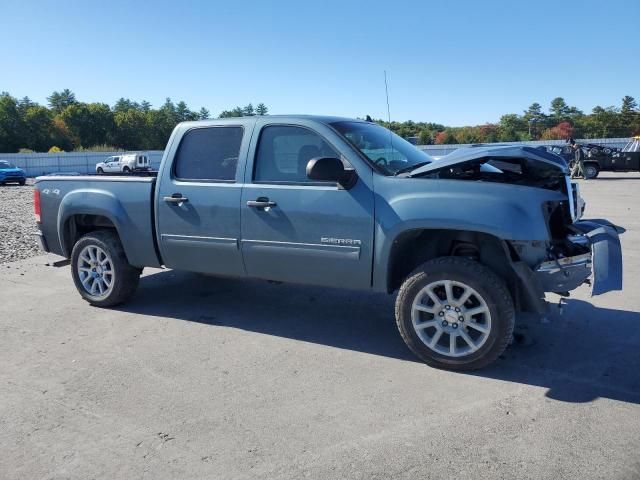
left=498, top=114, right=528, bottom=141
left=59, top=102, right=114, bottom=147
left=113, top=109, right=148, bottom=149
left=256, top=103, right=268, bottom=115
left=18, top=96, right=36, bottom=114
left=47, top=89, right=77, bottom=114
left=23, top=105, right=53, bottom=151
left=176, top=101, right=197, bottom=122
left=584, top=106, right=620, bottom=138
left=523, top=102, right=547, bottom=138
left=219, top=106, right=244, bottom=118
left=550, top=97, right=568, bottom=119
left=0, top=93, right=25, bottom=152
left=418, top=129, right=433, bottom=145
left=620, top=95, right=638, bottom=135
left=242, top=103, right=255, bottom=116
left=114, top=98, right=140, bottom=113
left=198, top=107, right=210, bottom=120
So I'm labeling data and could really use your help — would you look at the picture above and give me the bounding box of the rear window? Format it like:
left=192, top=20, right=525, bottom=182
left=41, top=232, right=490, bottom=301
left=174, top=126, right=243, bottom=181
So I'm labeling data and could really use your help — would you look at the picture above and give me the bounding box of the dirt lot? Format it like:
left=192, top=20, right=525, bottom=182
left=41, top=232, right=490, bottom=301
left=1, top=173, right=639, bottom=479
left=0, top=179, right=40, bottom=264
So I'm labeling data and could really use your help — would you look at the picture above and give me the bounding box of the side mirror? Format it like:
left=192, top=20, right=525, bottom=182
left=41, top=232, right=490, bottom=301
left=306, top=157, right=357, bottom=188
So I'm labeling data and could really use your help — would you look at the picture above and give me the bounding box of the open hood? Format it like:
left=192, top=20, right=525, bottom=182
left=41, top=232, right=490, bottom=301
left=404, top=145, right=570, bottom=191
left=409, top=145, right=569, bottom=176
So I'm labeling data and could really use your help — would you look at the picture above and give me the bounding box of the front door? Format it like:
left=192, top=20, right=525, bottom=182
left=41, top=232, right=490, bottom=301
left=105, top=157, right=119, bottom=173
left=156, top=122, right=253, bottom=276
left=240, top=122, right=374, bottom=289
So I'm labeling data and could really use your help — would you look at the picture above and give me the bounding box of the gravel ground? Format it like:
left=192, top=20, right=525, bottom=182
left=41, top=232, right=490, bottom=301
left=0, top=179, right=41, bottom=264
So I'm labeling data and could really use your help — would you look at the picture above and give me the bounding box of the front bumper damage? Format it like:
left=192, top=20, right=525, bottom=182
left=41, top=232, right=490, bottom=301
left=535, top=219, right=623, bottom=296
left=510, top=219, right=622, bottom=314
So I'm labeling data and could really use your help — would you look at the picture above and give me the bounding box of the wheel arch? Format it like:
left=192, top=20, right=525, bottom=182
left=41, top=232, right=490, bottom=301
left=384, top=228, right=518, bottom=294
left=58, top=190, right=131, bottom=262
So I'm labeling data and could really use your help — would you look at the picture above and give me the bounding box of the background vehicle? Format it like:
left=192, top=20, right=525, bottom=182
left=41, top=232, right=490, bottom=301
left=96, top=153, right=150, bottom=174
left=0, top=160, right=26, bottom=185
left=33, top=116, right=623, bottom=371
left=537, top=143, right=628, bottom=179
left=536, top=145, right=573, bottom=165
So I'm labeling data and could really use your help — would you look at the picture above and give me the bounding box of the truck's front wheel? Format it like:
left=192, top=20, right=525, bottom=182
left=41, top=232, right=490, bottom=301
left=71, top=230, right=141, bottom=307
left=395, top=257, right=514, bottom=371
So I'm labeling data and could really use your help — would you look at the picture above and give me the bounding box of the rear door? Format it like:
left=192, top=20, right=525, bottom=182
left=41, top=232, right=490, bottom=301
left=240, top=119, right=375, bottom=289
left=156, top=120, right=255, bottom=275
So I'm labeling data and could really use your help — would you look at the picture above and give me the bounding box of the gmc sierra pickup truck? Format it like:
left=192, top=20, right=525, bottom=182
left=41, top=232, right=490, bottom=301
left=34, top=116, right=623, bottom=370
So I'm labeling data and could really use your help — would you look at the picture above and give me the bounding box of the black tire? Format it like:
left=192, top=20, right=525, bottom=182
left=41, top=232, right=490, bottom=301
left=97, top=167, right=104, bottom=174
left=70, top=230, right=141, bottom=307
left=122, top=166, right=131, bottom=173
left=584, top=163, right=600, bottom=179
left=19, top=180, right=26, bottom=186
left=395, top=256, right=515, bottom=371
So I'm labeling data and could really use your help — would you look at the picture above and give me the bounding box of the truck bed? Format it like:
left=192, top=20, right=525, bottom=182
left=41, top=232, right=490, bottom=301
left=35, top=175, right=161, bottom=268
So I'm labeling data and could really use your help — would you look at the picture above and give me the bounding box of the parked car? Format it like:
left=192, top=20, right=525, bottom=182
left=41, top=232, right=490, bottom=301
left=96, top=153, right=150, bottom=174
left=0, top=160, right=26, bottom=185
left=34, top=116, right=623, bottom=371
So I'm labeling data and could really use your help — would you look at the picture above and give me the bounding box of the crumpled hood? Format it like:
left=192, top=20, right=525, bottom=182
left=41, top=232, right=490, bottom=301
left=409, top=145, right=569, bottom=176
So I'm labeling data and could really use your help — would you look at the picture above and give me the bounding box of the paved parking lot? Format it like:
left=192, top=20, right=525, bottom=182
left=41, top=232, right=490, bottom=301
left=1, top=173, right=639, bottom=479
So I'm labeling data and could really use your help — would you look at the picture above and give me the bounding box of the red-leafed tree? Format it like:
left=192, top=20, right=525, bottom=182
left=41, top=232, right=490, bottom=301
left=541, top=121, right=574, bottom=140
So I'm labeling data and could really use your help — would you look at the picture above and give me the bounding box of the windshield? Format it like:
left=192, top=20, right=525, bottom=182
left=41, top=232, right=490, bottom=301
left=331, top=121, right=434, bottom=175
left=622, top=139, right=640, bottom=153
left=0, top=161, right=16, bottom=169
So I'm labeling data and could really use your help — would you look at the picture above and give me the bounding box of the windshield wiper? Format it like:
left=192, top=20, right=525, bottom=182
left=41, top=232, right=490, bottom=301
left=393, top=161, right=431, bottom=176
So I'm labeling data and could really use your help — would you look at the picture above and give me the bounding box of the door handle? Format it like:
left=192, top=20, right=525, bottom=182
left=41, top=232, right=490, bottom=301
left=247, top=198, right=277, bottom=210
left=164, top=193, right=189, bottom=205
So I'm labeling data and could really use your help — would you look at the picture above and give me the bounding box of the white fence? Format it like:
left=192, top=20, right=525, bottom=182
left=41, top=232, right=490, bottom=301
left=0, top=151, right=165, bottom=177
left=418, top=137, right=631, bottom=158
left=0, top=137, right=632, bottom=176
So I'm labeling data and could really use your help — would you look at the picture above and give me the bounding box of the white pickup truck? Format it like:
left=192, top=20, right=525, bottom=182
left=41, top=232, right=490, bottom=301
left=96, top=153, right=150, bottom=174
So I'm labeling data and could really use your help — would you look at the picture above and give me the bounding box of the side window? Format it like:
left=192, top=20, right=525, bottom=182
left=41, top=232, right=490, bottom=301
left=174, top=126, right=243, bottom=181
left=254, top=125, right=339, bottom=183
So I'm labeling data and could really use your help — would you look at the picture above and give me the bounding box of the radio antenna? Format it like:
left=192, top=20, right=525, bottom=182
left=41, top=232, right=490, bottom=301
left=384, top=70, right=391, bottom=123
left=384, top=70, right=393, bottom=158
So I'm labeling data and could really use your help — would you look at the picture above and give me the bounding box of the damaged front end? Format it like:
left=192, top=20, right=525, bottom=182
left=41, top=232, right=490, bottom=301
left=409, top=145, right=623, bottom=303
left=534, top=174, right=622, bottom=297
left=535, top=219, right=623, bottom=296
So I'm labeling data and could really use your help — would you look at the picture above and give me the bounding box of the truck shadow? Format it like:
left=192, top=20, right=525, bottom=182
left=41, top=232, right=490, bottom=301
left=116, top=269, right=640, bottom=405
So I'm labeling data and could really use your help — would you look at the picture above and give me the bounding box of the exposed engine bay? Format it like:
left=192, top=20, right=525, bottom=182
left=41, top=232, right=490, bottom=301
left=422, top=157, right=567, bottom=191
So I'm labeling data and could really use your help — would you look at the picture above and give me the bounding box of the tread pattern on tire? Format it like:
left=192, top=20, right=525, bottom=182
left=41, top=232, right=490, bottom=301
left=395, top=256, right=515, bottom=371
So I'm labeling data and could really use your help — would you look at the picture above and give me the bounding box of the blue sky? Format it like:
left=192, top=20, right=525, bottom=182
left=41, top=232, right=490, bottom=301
left=2, top=0, right=638, bottom=126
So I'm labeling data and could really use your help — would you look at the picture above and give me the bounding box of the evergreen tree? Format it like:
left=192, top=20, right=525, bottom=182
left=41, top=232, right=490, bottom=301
left=47, top=89, right=77, bottom=113
left=242, top=103, right=255, bottom=116
left=256, top=103, right=268, bottom=115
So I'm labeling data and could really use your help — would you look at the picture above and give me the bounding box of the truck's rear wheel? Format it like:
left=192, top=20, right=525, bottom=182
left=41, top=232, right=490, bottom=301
left=122, top=166, right=131, bottom=173
left=71, top=230, right=141, bottom=307
left=395, top=257, right=514, bottom=371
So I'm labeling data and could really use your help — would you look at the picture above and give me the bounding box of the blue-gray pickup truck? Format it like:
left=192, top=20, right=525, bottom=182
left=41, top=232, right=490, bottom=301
left=34, top=116, right=623, bottom=370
